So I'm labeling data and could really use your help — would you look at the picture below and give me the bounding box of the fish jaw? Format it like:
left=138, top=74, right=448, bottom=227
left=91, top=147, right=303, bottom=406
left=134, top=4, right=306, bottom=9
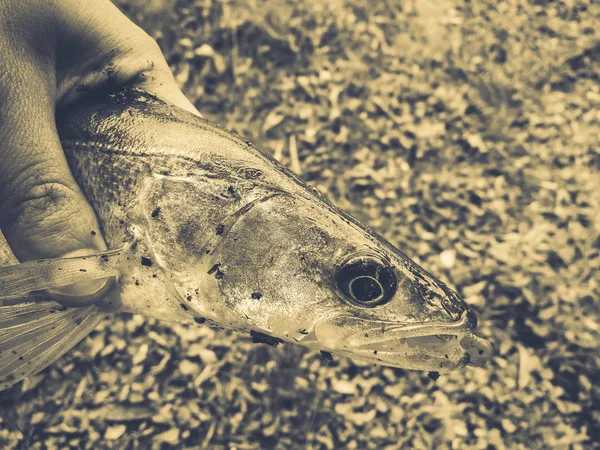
left=306, top=310, right=493, bottom=372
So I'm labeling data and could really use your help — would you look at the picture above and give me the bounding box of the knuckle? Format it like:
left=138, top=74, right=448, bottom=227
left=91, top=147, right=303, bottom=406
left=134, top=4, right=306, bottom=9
left=3, top=179, right=81, bottom=232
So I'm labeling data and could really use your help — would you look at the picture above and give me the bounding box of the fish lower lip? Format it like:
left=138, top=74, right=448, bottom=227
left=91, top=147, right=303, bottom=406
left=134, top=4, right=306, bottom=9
left=358, top=334, right=461, bottom=352
left=313, top=310, right=477, bottom=353
left=357, top=331, right=493, bottom=361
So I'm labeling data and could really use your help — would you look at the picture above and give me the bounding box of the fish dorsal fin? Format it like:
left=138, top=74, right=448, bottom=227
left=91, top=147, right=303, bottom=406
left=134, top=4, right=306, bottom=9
left=0, top=230, right=113, bottom=391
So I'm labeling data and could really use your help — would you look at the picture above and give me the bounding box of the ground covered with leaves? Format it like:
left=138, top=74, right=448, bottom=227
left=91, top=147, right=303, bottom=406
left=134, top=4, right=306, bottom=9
left=1, top=0, right=599, bottom=448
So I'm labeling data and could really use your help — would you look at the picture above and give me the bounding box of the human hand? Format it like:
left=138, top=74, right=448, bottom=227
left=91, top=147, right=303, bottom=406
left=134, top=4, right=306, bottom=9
left=0, top=0, right=199, bottom=300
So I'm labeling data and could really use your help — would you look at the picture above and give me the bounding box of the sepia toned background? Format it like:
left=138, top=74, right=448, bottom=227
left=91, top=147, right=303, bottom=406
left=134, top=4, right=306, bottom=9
left=1, top=0, right=599, bottom=448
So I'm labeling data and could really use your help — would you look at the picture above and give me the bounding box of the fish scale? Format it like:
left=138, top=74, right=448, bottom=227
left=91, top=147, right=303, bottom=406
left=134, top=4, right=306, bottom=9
left=0, top=87, right=493, bottom=391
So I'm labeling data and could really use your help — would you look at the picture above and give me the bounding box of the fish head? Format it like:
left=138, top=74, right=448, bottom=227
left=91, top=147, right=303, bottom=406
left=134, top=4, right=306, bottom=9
left=207, top=190, right=493, bottom=372
left=53, top=86, right=492, bottom=374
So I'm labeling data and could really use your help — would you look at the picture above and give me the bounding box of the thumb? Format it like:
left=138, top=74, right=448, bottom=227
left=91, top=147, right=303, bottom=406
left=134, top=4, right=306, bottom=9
left=0, top=63, right=108, bottom=300
left=134, top=39, right=203, bottom=118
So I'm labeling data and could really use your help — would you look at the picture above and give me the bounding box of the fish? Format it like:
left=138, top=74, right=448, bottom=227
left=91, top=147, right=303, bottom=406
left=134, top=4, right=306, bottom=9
left=0, top=87, right=493, bottom=391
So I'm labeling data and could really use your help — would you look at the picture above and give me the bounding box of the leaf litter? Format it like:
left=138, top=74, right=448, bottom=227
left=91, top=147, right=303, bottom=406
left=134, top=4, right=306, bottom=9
left=1, top=0, right=599, bottom=449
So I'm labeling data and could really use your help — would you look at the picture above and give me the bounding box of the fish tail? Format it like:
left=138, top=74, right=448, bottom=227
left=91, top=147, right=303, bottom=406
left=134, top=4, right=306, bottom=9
left=0, top=298, right=106, bottom=391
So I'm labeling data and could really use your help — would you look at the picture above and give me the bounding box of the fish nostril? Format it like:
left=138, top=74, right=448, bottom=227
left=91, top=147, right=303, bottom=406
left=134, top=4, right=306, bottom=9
left=466, top=310, right=478, bottom=330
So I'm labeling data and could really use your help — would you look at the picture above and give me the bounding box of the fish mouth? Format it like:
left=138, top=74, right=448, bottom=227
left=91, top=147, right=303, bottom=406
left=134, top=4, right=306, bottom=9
left=311, top=310, right=493, bottom=371
left=345, top=332, right=492, bottom=371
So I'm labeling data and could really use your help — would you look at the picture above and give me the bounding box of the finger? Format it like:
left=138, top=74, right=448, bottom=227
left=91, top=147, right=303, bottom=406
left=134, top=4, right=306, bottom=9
left=0, top=58, right=108, bottom=299
left=55, top=0, right=202, bottom=117
left=135, top=44, right=203, bottom=118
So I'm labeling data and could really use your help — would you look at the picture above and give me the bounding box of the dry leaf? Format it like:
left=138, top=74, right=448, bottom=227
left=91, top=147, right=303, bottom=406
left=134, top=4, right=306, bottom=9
left=104, top=425, right=127, bottom=440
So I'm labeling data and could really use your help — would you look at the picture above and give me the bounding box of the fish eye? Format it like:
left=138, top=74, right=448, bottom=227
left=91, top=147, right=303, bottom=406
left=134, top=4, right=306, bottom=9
left=335, top=255, right=398, bottom=307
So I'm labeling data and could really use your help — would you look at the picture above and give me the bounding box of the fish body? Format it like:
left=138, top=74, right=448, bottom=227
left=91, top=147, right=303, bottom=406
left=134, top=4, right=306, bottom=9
left=0, top=88, right=492, bottom=390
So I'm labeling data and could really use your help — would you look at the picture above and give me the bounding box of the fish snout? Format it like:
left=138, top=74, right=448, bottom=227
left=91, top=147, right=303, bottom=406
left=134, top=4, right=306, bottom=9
left=460, top=333, right=494, bottom=367
left=465, top=309, right=478, bottom=330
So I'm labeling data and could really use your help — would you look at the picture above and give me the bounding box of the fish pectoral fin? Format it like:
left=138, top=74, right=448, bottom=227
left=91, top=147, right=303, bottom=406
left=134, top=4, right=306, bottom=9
left=0, top=247, right=127, bottom=390
left=0, top=247, right=127, bottom=301
left=0, top=297, right=106, bottom=391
